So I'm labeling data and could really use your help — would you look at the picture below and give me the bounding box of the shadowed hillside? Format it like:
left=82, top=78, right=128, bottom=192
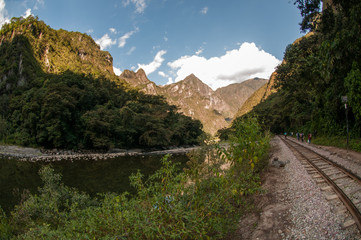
left=0, top=16, right=203, bottom=149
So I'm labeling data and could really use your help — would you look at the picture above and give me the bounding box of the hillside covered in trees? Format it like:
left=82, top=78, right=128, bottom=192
left=0, top=16, right=203, bottom=150
left=223, top=0, right=361, bottom=142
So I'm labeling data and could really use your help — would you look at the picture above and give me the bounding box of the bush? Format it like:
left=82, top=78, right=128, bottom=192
left=217, top=115, right=270, bottom=174
left=4, top=117, right=270, bottom=239
left=313, top=136, right=361, bottom=152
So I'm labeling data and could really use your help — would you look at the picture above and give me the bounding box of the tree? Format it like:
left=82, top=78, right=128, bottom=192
left=345, top=63, right=361, bottom=121
left=293, top=0, right=321, bottom=32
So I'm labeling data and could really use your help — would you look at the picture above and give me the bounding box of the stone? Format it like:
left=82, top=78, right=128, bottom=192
left=271, top=157, right=287, bottom=168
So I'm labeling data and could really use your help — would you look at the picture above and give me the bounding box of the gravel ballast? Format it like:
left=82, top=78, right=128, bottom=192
left=232, top=136, right=361, bottom=239
left=277, top=137, right=358, bottom=239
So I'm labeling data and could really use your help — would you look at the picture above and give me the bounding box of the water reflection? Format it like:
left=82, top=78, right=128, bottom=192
left=0, top=154, right=189, bottom=213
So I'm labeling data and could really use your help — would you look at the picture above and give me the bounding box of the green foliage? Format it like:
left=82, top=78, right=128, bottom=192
left=0, top=207, right=12, bottom=240
left=217, top=116, right=270, bottom=173
left=0, top=17, right=203, bottom=149
left=0, top=116, right=10, bottom=143
left=293, top=0, right=321, bottom=32
left=345, top=63, right=361, bottom=121
left=9, top=165, right=98, bottom=236
left=0, top=16, right=269, bottom=239
left=244, top=0, right=361, bottom=140
left=313, top=136, right=361, bottom=152
left=2, top=119, right=270, bottom=239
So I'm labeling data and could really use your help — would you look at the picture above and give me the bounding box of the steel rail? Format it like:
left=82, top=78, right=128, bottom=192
left=279, top=136, right=361, bottom=232
left=286, top=137, right=361, bottom=184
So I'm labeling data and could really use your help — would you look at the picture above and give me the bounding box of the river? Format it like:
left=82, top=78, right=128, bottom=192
left=0, top=153, right=190, bottom=213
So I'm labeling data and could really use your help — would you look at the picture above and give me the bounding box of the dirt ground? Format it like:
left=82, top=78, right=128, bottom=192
left=227, top=140, right=291, bottom=240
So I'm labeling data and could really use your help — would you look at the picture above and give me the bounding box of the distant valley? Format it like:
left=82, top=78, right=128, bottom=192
left=120, top=69, right=268, bottom=134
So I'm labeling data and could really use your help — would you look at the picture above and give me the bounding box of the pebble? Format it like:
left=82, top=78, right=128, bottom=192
left=0, top=145, right=200, bottom=162
left=272, top=137, right=361, bottom=240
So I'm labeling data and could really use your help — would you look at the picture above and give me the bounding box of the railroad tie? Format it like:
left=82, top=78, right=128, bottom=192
left=331, top=175, right=348, bottom=181
left=326, top=194, right=338, bottom=201
left=321, top=186, right=332, bottom=191
left=312, top=174, right=322, bottom=179
left=346, top=187, right=361, bottom=195
left=316, top=179, right=326, bottom=183
left=319, top=166, right=334, bottom=171
left=336, top=207, right=347, bottom=215
left=343, top=219, right=356, bottom=228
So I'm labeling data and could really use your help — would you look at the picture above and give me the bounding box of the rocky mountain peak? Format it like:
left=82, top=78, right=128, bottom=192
left=120, top=70, right=267, bottom=135
left=120, top=69, right=158, bottom=95
left=120, top=68, right=150, bottom=85
left=120, top=69, right=136, bottom=79
left=135, top=68, right=151, bottom=85
left=178, top=74, right=213, bottom=96
left=183, top=74, right=203, bottom=84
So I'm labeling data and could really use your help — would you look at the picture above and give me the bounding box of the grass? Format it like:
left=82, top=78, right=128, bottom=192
left=312, top=136, right=361, bottom=152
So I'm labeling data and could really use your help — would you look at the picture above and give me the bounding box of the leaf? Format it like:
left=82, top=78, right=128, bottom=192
left=251, top=163, right=255, bottom=169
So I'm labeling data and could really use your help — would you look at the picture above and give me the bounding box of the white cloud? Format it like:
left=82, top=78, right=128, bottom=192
left=166, top=77, right=174, bottom=85
left=167, top=42, right=280, bottom=90
left=195, top=47, right=203, bottom=55
left=95, top=34, right=116, bottom=50
left=34, top=0, right=44, bottom=10
left=158, top=71, right=167, bottom=78
left=0, top=0, right=9, bottom=27
left=127, top=46, right=136, bottom=55
left=109, top=28, right=117, bottom=34
left=118, top=28, right=138, bottom=48
left=22, top=8, right=32, bottom=18
left=113, top=66, right=122, bottom=76
left=200, top=7, right=208, bottom=15
left=122, top=0, right=147, bottom=13
left=137, top=50, right=167, bottom=75
left=158, top=71, right=174, bottom=85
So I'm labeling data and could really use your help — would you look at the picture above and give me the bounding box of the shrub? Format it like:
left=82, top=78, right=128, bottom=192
left=5, top=117, right=270, bottom=239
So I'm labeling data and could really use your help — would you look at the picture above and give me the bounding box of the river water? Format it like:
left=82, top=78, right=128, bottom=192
left=0, top=153, right=189, bottom=213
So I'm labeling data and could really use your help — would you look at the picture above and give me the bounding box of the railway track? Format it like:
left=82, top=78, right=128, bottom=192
left=279, top=136, right=361, bottom=233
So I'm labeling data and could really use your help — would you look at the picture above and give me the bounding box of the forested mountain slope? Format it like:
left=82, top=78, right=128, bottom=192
left=0, top=16, right=203, bottom=149
left=226, top=0, right=361, bottom=139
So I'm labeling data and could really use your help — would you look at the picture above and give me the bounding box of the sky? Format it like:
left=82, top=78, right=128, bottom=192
left=0, top=0, right=304, bottom=90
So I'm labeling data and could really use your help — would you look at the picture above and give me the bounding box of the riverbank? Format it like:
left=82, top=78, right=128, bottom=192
left=0, top=144, right=200, bottom=161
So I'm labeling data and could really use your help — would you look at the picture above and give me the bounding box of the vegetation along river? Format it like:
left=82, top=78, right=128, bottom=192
left=0, top=153, right=189, bottom=213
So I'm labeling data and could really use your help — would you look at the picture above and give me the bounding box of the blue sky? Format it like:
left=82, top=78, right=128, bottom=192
left=1, top=0, right=304, bottom=89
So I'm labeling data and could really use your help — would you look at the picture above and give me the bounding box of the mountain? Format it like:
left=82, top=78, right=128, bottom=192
left=235, top=72, right=277, bottom=117
left=0, top=16, right=203, bottom=149
left=215, top=77, right=268, bottom=115
left=120, top=69, right=159, bottom=95
left=160, top=74, right=233, bottom=135
left=0, top=17, right=118, bottom=86
left=235, top=33, right=316, bottom=118
left=120, top=70, right=267, bottom=135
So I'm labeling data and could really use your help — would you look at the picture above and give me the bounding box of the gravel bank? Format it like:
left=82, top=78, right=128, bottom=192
left=0, top=144, right=200, bottom=161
